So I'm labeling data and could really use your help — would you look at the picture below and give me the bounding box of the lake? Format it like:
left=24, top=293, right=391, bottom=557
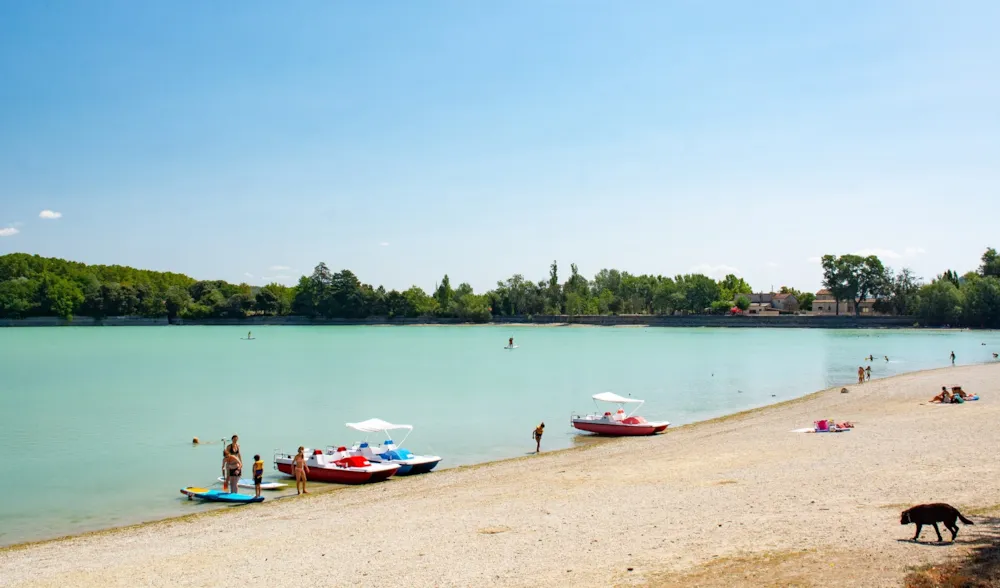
left=1, top=325, right=997, bottom=546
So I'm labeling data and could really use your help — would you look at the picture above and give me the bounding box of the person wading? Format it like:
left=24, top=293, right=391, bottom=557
left=533, top=422, right=545, bottom=453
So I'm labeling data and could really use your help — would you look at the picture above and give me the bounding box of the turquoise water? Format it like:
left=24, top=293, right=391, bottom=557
left=0, top=326, right=998, bottom=546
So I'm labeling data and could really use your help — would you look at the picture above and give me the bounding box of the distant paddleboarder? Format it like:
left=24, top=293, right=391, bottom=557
left=247, top=331, right=252, bottom=340
left=509, top=337, right=514, bottom=348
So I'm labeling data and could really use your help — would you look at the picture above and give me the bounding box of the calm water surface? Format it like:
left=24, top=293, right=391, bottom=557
left=1, top=326, right=998, bottom=546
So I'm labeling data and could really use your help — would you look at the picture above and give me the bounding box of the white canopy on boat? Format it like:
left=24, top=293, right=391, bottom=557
left=592, top=392, right=643, bottom=404
left=346, top=418, right=414, bottom=433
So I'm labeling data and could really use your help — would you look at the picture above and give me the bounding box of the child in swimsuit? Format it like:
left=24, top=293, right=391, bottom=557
left=253, top=454, right=264, bottom=498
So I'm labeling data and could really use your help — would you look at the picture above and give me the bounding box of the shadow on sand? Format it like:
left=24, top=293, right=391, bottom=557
left=905, top=514, right=1000, bottom=587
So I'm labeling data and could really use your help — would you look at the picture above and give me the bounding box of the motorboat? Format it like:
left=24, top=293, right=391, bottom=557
left=273, top=446, right=400, bottom=484
left=571, top=392, right=669, bottom=436
left=346, top=418, right=442, bottom=475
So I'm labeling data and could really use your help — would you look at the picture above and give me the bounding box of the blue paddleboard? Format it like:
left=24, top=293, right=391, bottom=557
left=181, top=487, right=264, bottom=503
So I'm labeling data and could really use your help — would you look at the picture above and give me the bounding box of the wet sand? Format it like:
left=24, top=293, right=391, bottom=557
left=2, top=363, right=998, bottom=587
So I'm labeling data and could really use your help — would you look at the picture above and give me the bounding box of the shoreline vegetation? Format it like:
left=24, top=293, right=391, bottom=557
left=2, top=249, right=999, bottom=328
left=3, top=363, right=999, bottom=587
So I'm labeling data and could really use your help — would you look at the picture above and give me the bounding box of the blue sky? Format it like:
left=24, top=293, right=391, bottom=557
left=1, top=1, right=998, bottom=292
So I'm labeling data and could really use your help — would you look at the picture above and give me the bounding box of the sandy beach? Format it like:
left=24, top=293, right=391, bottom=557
left=2, top=363, right=999, bottom=587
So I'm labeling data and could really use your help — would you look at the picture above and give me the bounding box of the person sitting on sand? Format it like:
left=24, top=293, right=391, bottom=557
left=930, top=387, right=951, bottom=403
left=951, top=386, right=972, bottom=400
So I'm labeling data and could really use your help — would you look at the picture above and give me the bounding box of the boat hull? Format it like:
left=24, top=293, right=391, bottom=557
left=571, top=420, right=668, bottom=436
left=275, top=461, right=396, bottom=485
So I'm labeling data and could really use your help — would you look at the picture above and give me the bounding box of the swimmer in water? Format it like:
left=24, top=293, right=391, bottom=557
left=994, top=353, right=998, bottom=359
left=884, top=356, right=889, bottom=362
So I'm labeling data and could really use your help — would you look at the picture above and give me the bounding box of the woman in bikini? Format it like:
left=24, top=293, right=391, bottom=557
left=293, top=446, right=310, bottom=495
left=223, top=452, right=242, bottom=494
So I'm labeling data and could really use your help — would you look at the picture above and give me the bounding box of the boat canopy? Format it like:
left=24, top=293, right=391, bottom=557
left=346, top=418, right=413, bottom=433
left=592, top=392, right=643, bottom=404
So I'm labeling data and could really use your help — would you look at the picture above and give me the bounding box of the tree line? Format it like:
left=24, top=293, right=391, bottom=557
left=0, top=253, right=762, bottom=322
left=820, top=248, right=1000, bottom=327
left=2, top=249, right=996, bottom=327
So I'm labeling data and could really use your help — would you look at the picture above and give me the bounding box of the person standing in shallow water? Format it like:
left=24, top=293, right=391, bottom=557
left=293, top=447, right=309, bottom=495
left=857, top=366, right=865, bottom=384
left=533, top=422, right=544, bottom=453
left=865, top=366, right=872, bottom=381
left=950, top=351, right=956, bottom=365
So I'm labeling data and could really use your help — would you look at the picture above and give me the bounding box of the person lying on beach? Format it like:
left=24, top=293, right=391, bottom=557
left=930, top=387, right=951, bottom=403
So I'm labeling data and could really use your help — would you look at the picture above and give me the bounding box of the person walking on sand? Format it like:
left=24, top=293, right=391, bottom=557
left=223, top=452, right=242, bottom=495
left=950, top=351, right=956, bottom=365
left=533, top=422, right=544, bottom=453
left=857, top=366, right=865, bottom=384
left=293, top=446, right=309, bottom=495
left=865, top=365, right=872, bottom=381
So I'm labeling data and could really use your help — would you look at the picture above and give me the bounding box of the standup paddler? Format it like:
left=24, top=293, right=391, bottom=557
left=533, top=422, right=544, bottom=453
left=509, top=337, right=514, bottom=348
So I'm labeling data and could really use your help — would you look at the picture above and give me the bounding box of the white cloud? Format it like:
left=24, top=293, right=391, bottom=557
left=0, top=227, right=19, bottom=237
left=244, top=272, right=254, bottom=278
left=853, top=246, right=927, bottom=260
left=268, top=265, right=291, bottom=271
left=39, top=210, right=62, bottom=219
left=689, top=263, right=741, bottom=279
left=766, top=261, right=779, bottom=268
left=262, top=275, right=292, bottom=282
left=379, top=242, right=390, bottom=247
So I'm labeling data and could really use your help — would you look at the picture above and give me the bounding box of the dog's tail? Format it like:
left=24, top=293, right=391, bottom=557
left=957, top=511, right=975, bottom=526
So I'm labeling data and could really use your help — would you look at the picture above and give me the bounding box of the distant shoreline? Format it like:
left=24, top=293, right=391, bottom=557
left=0, top=314, right=925, bottom=329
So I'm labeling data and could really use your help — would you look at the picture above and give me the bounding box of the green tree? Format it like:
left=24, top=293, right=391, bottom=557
left=735, top=295, right=751, bottom=311
left=916, top=279, right=963, bottom=326
left=41, top=276, right=84, bottom=320
left=719, top=274, right=752, bottom=302
left=545, top=261, right=562, bottom=314
left=875, top=268, right=922, bottom=316
left=980, top=247, right=1000, bottom=278
left=164, top=286, right=192, bottom=319
left=433, top=274, right=454, bottom=315
left=0, top=278, right=40, bottom=318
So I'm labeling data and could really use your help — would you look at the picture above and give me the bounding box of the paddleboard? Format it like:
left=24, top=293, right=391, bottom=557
left=240, top=338, right=255, bottom=340
left=504, top=345, right=519, bottom=350
left=217, top=477, right=286, bottom=490
left=181, top=487, right=264, bottom=503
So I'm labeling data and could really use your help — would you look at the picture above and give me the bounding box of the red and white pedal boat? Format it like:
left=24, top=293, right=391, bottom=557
left=274, top=446, right=399, bottom=485
left=571, top=392, right=669, bottom=436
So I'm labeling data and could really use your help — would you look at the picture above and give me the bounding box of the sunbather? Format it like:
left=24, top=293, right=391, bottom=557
left=930, top=387, right=951, bottom=403
left=951, top=386, right=973, bottom=400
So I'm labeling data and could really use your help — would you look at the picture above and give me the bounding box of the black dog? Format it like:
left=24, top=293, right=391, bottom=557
left=900, top=503, right=974, bottom=542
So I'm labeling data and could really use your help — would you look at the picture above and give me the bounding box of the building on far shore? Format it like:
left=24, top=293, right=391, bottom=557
left=743, top=292, right=798, bottom=315
left=811, top=289, right=879, bottom=315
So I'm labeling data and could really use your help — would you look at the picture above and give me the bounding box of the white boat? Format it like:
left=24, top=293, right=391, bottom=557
left=346, top=418, right=442, bottom=475
left=571, top=392, right=670, bottom=436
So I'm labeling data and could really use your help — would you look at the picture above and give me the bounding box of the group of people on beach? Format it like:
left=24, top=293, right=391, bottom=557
left=930, top=386, right=974, bottom=404
left=220, top=434, right=265, bottom=498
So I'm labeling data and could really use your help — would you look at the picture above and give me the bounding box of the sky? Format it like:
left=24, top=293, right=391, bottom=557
left=1, top=1, right=998, bottom=293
